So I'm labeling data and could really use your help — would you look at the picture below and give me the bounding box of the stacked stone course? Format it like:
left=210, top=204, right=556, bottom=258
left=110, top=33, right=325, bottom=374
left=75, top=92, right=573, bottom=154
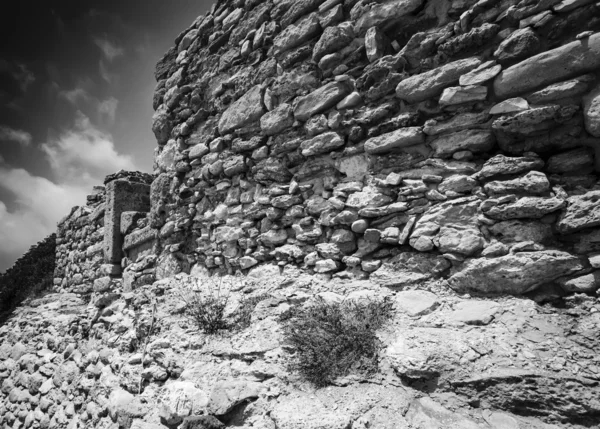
left=148, top=0, right=600, bottom=297
left=54, top=187, right=106, bottom=294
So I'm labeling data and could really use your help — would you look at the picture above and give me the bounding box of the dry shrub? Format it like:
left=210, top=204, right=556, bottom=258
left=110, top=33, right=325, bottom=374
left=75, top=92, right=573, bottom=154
left=282, top=296, right=393, bottom=387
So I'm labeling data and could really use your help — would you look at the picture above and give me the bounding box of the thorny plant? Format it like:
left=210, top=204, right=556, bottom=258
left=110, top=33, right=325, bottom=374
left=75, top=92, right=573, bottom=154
left=282, top=296, right=394, bottom=387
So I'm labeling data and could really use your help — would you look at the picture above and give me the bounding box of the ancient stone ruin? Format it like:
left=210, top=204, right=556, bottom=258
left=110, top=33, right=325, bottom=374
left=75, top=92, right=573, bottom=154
left=2, top=0, right=600, bottom=428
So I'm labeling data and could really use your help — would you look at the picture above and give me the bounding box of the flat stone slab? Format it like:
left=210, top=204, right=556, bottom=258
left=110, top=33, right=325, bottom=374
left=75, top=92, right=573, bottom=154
left=494, top=32, right=600, bottom=99
left=448, top=301, right=499, bottom=325
left=395, top=290, right=439, bottom=317
left=396, top=57, right=481, bottom=104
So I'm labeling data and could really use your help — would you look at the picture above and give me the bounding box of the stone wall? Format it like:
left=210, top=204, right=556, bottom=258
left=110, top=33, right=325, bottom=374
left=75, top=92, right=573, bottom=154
left=53, top=171, right=154, bottom=295
left=53, top=187, right=106, bottom=294
left=150, top=0, right=600, bottom=297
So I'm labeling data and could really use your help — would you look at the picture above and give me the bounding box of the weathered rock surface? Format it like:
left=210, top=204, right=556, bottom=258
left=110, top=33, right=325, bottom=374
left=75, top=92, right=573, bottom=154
left=449, top=251, right=584, bottom=294
left=556, top=191, right=600, bottom=233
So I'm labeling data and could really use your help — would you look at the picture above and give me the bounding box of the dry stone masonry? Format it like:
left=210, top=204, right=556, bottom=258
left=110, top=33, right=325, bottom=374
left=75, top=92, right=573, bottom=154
left=3, top=0, right=600, bottom=428
left=149, top=0, right=600, bottom=297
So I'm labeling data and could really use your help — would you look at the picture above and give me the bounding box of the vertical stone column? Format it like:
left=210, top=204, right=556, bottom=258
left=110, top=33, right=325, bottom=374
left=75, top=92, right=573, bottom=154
left=104, top=179, right=151, bottom=264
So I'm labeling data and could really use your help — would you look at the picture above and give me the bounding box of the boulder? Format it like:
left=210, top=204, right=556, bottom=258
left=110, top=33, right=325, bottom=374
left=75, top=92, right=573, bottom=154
left=557, top=191, right=600, bottom=234
left=494, top=33, right=600, bottom=99
left=218, top=85, right=265, bottom=134
left=448, top=251, right=584, bottom=294
left=396, top=57, right=482, bottom=104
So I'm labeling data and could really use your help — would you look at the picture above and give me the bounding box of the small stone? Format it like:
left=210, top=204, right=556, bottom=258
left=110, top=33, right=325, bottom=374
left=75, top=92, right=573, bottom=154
left=364, top=127, right=424, bottom=154
left=489, top=97, right=529, bottom=115
left=351, top=219, right=369, bottom=234
left=260, top=104, right=294, bottom=136
left=557, top=272, right=600, bottom=293
left=315, top=259, right=341, bottom=273
left=395, top=290, right=439, bottom=317
left=365, top=26, right=385, bottom=62
left=336, top=92, right=362, bottom=110
left=300, top=132, right=345, bottom=157
left=494, top=28, right=540, bottom=63
left=294, top=81, right=352, bottom=121
left=396, top=57, right=482, bottom=103
left=439, top=85, right=487, bottom=106
left=459, top=63, right=502, bottom=86
left=361, top=260, right=382, bottom=272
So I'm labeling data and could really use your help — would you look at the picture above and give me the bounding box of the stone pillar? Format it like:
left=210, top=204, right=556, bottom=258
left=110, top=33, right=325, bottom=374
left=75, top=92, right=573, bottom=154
left=104, top=179, right=151, bottom=264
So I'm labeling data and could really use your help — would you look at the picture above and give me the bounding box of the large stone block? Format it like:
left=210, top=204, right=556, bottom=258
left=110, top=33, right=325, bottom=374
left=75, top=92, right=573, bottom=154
left=448, top=251, right=584, bottom=294
left=218, top=85, right=265, bottom=135
left=494, top=33, right=600, bottom=99
left=104, top=180, right=151, bottom=264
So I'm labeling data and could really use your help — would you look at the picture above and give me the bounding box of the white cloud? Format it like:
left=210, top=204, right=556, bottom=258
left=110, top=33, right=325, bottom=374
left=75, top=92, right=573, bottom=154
left=59, top=87, right=91, bottom=105
left=0, top=126, right=32, bottom=146
left=58, top=86, right=118, bottom=126
left=41, top=112, right=135, bottom=184
left=93, top=35, right=124, bottom=62
left=98, top=97, right=118, bottom=125
left=0, top=112, right=138, bottom=270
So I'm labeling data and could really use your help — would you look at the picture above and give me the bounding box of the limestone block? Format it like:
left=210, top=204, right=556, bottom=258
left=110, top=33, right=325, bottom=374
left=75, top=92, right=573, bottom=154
left=104, top=180, right=151, bottom=264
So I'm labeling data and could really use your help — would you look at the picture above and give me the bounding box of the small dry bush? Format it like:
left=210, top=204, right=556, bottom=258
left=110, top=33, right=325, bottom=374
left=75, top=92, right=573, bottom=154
left=179, top=279, right=232, bottom=335
left=179, top=276, right=269, bottom=335
left=282, top=296, right=393, bottom=387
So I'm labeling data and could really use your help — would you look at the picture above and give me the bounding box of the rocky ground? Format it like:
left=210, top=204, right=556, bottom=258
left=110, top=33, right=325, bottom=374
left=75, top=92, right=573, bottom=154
left=1, top=267, right=599, bottom=428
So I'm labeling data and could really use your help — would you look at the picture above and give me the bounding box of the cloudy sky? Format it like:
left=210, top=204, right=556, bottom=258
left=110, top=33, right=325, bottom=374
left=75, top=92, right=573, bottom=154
left=0, top=0, right=212, bottom=270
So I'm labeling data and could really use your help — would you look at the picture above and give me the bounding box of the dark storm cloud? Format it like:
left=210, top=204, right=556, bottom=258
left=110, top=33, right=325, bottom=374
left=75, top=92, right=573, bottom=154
left=0, top=0, right=214, bottom=271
